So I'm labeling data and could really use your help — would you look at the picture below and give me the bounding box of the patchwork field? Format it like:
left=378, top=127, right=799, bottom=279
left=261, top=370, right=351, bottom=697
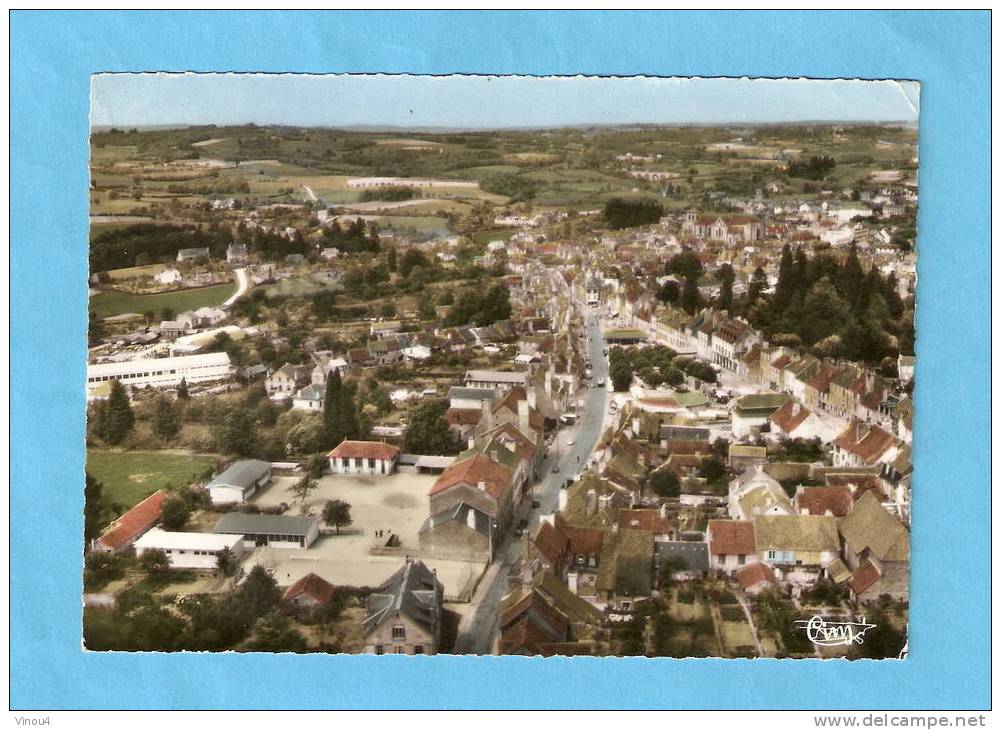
left=86, top=449, right=221, bottom=511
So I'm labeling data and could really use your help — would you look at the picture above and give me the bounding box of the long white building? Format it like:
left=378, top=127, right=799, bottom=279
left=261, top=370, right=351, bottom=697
left=133, top=528, right=245, bottom=570
left=86, top=352, right=232, bottom=392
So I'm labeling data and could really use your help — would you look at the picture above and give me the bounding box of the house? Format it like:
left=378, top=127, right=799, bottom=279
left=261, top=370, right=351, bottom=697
left=265, top=363, right=310, bottom=400
left=133, top=528, right=244, bottom=570
left=753, top=514, right=840, bottom=581
left=176, top=247, right=210, bottom=262
left=445, top=407, right=482, bottom=440
left=731, top=393, right=791, bottom=438
left=837, top=491, right=910, bottom=603
left=655, top=540, right=710, bottom=581
left=728, top=464, right=795, bottom=520
left=728, top=444, right=768, bottom=471
left=91, top=489, right=169, bottom=554
left=418, top=501, right=494, bottom=563
left=447, top=386, right=496, bottom=411
left=736, top=561, right=779, bottom=596
left=463, top=369, right=528, bottom=391
left=794, top=485, right=853, bottom=517
left=707, top=520, right=758, bottom=577
left=832, top=419, right=901, bottom=467
left=327, top=440, right=400, bottom=476
left=154, top=267, right=183, bottom=286
left=769, top=400, right=837, bottom=442
left=658, top=424, right=710, bottom=450
left=214, top=513, right=320, bottom=549
left=204, top=459, right=271, bottom=505
left=429, top=453, right=516, bottom=529
left=291, top=383, right=325, bottom=411
left=282, top=573, right=337, bottom=614
left=226, top=243, right=249, bottom=263
left=499, top=571, right=603, bottom=656
left=595, top=527, right=655, bottom=611
left=364, top=560, right=443, bottom=655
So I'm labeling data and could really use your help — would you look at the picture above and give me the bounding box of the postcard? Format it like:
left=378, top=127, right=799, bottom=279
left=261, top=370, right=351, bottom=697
left=83, top=73, right=915, bottom=659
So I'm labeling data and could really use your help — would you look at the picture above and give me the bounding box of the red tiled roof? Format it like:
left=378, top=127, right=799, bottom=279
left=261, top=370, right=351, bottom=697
left=708, top=520, right=756, bottom=556
left=328, top=440, right=400, bottom=461
left=834, top=420, right=898, bottom=464
left=667, top=440, right=713, bottom=456
left=555, top=513, right=605, bottom=556
left=282, top=572, right=337, bottom=605
left=770, top=400, right=811, bottom=434
left=771, top=354, right=793, bottom=370
left=429, top=454, right=513, bottom=500
left=95, top=490, right=169, bottom=552
left=796, top=486, right=853, bottom=517
left=532, top=521, right=570, bottom=567
left=737, top=561, right=777, bottom=590
left=849, top=559, right=881, bottom=596
left=618, top=509, right=668, bottom=535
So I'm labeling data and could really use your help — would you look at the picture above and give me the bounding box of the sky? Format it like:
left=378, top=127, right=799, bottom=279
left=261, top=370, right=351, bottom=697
left=90, top=74, right=920, bottom=129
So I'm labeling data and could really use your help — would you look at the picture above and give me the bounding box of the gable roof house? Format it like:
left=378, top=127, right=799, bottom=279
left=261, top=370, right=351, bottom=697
left=707, top=519, right=758, bottom=577
left=728, top=464, right=795, bottom=520
left=91, top=489, right=169, bottom=554
left=769, top=399, right=837, bottom=443
left=833, top=419, right=902, bottom=468
left=498, top=571, right=604, bottom=656
left=364, top=560, right=444, bottom=655
left=837, top=491, right=910, bottom=603
left=794, top=485, right=854, bottom=517
left=327, top=440, right=400, bottom=476
left=205, top=459, right=271, bottom=505
left=595, top=527, right=655, bottom=611
left=753, top=514, right=840, bottom=581
left=429, top=453, right=516, bottom=529
left=282, top=573, right=337, bottom=614
left=418, top=501, right=494, bottom=564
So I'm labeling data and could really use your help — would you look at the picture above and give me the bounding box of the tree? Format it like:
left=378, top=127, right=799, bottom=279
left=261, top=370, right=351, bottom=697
left=305, top=454, right=328, bottom=480
left=139, top=548, right=171, bottom=577
left=717, top=264, right=735, bottom=313
left=323, top=499, right=353, bottom=534
left=386, top=245, right=397, bottom=273
left=698, top=457, right=726, bottom=483
left=216, top=547, right=237, bottom=577
left=680, top=275, right=700, bottom=315
left=603, top=196, right=663, bottom=229
left=160, top=496, right=191, bottom=531
left=611, top=363, right=633, bottom=392
left=176, top=377, right=189, bottom=400
left=746, top=266, right=768, bottom=308
left=88, top=311, right=106, bottom=346
left=218, top=405, right=257, bottom=456
left=153, top=393, right=180, bottom=441
left=656, top=280, right=680, bottom=304
left=649, top=470, right=680, bottom=498
left=773, top=244, right=796, bottom=311
left=84, top=472, right=112, bottom=545
left=289, top=473, right=318, bottom=512
left=403, top=399, right=457, bottom=455
left=101, top=380, right=135, bottom=445
left=243, top=613, right=308, bottom=653
left=234, top=565, right=281, bottom=619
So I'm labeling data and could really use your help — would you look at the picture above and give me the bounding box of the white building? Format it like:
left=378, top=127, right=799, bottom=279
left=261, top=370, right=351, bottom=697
left=86, top=352, right=232, bottom=393
left=292, top=384, right=325, bottom=412
left=133, top=529, right=244, bottom=570
left=327, top=440, right=401, bottom=476
left=463, top=369, right=527, bottom=391
left=154, top=267, right=183, bottom=286
left=204, top=459, right=272, bottom=505
left=214, top=513, right=320, bottom=550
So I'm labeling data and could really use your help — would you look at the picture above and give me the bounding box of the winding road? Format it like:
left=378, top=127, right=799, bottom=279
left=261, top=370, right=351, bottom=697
left=222, top=267, right=250, bottom=308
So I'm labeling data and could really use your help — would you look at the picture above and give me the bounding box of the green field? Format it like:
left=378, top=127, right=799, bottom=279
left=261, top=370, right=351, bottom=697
left=90, top=283, right=237, bottom=319
left=86, top=449, right=221, bottom=510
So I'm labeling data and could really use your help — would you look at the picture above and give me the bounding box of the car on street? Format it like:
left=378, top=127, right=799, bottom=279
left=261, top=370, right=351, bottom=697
left=552, top=465, right=561, bottom=473
left=531, top=499, right=541, bottom=508
left=514, top=518, right=530, bottom=537
left=567, top=438, right=576, bottom=446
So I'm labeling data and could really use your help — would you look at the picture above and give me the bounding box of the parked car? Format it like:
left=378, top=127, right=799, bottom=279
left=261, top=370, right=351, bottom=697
left=514, top=518, right=530, bottom=536
left=552, top=465, right=561, bottom=474
left=567, top=438, right=576, bottom=446
left=531, top=499, right=541, bottom=509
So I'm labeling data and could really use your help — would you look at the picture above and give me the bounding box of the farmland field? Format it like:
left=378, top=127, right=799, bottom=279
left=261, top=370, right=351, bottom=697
left=90, top=282, right=237, bottom=319
left=86, top=449, right=221, bottom=511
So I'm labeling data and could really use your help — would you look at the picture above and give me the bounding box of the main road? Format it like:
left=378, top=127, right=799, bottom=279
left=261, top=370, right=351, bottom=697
left=452, top=309, right=609, bottom=654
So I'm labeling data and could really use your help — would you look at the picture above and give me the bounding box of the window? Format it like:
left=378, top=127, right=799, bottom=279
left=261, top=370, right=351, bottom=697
left=717, top=554, right=726, bottom=565
left=766, top=550, right=777, bottom=561
left=737, top=554, right=746, bottom=565
left=395, top=647, right=405, bottom=654
left=368, top=458, right=376, bottom=469
left=621, top=601, right=631, bottom=611
left=374, top=645, right=384, bottom=655
left=392, top=625, right=406, bottom=641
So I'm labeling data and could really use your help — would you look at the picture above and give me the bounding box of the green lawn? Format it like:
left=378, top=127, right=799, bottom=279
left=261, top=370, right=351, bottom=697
left=86, top=449, right=220, bottom=510
left=90, top=283, right=237, bottom=319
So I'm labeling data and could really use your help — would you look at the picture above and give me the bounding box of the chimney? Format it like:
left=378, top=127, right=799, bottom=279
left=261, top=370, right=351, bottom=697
left=586, top=488, right=597, bottom=516
left=467, top=436, right=476, bottom=450
left=477, top=480, right=487, bottom=492
left=558, top=487, right=568, bottom=511
left=527, top=387, right=537, bottom=410
left=490, top=449, right=499, bottom=463
left=792, top=402, right=801, bottom=417
left=517, top=399, right=530, bottom=434
left=659, top=503, right=667, bottom=519
left=466, top=507, right=477, bottom=530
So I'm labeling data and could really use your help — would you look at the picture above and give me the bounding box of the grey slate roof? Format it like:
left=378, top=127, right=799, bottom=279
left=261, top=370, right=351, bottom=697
left=655, top=540, right=710, bottom=572
left=659, top=425, right=710, bottom=441
left=214, top=513, right=318, bottom=537
left=447, top=386, right=497, bottom=402
left=419, top=501, right=493, bottom=537
left=206, top=460, right=271, bottom=491
left=364, top=560, right=443, bottom=636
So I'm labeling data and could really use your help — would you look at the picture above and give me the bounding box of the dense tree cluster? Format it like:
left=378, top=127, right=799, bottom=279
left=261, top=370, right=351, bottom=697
left=358, top=185, right=419, bottom=203
left=479, top=173, right=538, bottom=202
left=603, top=197, right=664, bottom=230
left=608, top=345, right=684, bottom=389
left=322, top=370, right=361, bottom=448
left=444, top=283, right=512, bottom=327
left=747, top=243, right=912, bottom=363
left=403, top=399, right=458, bottom=456
left=786, top=154, right=836, bottom=180
left=90, top=224, right=232, bottom=272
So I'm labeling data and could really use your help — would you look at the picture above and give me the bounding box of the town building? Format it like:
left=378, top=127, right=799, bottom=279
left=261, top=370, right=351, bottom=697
left=214, top=513, right=320, bottom=549
left=327, top=440, right=400, bottom=476
left=133, top=528, right=244, bottom=570
left=204, top=459, right=271, bottom=505
left=86, top=352, right=232, bottom=393
left=364, top=560, right=444, bottom=655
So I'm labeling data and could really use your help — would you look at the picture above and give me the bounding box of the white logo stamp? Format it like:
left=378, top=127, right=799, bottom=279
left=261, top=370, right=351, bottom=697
left=795, top=615, right=876, bottom=647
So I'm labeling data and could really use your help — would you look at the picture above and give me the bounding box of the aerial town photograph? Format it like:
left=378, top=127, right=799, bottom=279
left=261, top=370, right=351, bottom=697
left=82, top=74, right=916, bottom=659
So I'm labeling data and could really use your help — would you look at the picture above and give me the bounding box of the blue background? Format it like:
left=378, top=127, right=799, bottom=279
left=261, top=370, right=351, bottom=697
left=10, top=10, right=991, bottom=710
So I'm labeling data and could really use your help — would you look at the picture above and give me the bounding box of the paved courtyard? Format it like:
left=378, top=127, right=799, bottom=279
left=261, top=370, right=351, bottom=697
left=243, top=471, right=486, bottom=598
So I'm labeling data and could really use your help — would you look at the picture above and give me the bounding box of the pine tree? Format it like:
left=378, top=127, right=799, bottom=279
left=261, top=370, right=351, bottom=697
left=840, top=243, right=865, bottom=311
left=773, top=244, right=795, bottom=311
left=153, top=394, right=180, bottom=441
left=323, top=369, right=344, bottom=445
left=84, top=472, right=111, bottom=544
left=387, top=245, right=397, bottom=273
left=219, top=405, right=257, bottom=457
left=102, top=380, right=134, bottom=445
left=176, top=378, right=189, bottom=400
left=680, top=276, right=700, bottom=315
left=717, top=264, right=735, bottom=313
left=746, top=266, right=768, bottom=307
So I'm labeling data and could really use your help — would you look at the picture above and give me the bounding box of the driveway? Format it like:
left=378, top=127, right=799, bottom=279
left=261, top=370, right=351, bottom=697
left=222, top=267, right=250, bottom=308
